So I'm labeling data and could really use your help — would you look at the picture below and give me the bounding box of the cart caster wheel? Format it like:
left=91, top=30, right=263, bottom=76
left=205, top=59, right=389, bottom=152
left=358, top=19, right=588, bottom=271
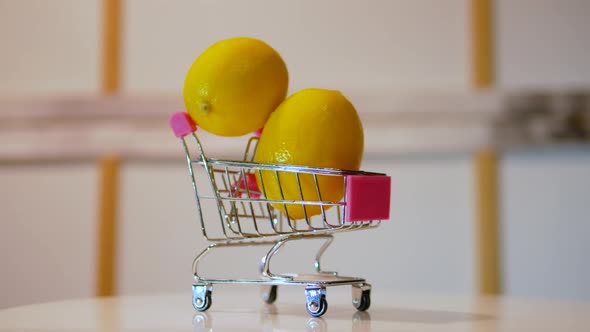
left=352, top=283, right=371, bottom=312
left=261, top=285, right=278, bottom=304
left=305, top=287, right=328, bottom=318
left=353, top=291, right=370, bottom=311
left=192, top=284, right=212, bottom=312
left=306, top=297, right=328, bottom=317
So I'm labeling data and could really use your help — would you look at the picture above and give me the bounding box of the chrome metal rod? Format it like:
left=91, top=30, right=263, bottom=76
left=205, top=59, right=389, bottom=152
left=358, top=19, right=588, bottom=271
left=259, top=236, right=295, bottom=281
left=314, top=235, right=338, bottom=275
left=193, top=240, right=283, bottom=282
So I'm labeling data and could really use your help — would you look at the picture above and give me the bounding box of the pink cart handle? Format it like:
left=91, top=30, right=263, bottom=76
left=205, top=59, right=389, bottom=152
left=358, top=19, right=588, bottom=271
left=170, top=112, right=197, bottom=138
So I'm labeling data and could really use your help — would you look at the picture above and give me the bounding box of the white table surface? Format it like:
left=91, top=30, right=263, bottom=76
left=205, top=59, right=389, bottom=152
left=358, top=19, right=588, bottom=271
left=1, top=286, right=589, bottom=331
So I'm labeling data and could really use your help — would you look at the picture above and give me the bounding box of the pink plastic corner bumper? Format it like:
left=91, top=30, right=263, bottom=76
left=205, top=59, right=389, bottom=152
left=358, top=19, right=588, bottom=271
left=232, top=173, right=261, bottom=199
left=170, top=112, right=197, bottom=138
left=345, top=175, right=391, bottom=222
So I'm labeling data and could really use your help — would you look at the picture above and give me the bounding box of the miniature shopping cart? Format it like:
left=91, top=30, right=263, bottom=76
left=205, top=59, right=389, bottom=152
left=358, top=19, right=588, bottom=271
left=170, top=112, right=391, bottom=317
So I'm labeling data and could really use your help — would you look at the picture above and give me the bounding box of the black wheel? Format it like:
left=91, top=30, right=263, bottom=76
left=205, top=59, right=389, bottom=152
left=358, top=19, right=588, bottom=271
left=306, top=296, right=328, bottom=317
left=193, top=289, right=212, bottom=312
left=353, top=290, right=371, bottom=311
left=262, top=285, right=278, bottom=304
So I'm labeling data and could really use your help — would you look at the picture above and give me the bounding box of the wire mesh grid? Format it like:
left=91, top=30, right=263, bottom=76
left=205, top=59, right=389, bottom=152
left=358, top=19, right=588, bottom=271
left=183, top=134, right=380, bottom=242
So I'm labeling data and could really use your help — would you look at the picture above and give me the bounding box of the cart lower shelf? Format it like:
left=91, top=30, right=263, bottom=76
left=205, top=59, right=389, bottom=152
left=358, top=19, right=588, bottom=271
left=192, top=274, right=372, bottom=317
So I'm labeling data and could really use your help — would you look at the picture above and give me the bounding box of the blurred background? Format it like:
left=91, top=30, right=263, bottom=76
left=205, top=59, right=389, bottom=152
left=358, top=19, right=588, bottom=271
left=0, top=0, right=589, bottom=309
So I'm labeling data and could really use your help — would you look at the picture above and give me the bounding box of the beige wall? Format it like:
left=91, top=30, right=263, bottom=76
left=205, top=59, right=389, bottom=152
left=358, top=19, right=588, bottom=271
left=2, top=0, right=589, bottom=97
left=0, top=0, right=589, bottom=309
left=496, top=0, right=590, bottom=89
left=123, top=0, right=469, bottom=94
left=0, top=0, right=99, bottom=97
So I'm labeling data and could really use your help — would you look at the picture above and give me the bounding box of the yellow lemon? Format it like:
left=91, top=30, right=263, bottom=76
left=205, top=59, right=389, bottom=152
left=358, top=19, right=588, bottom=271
left=183, top=37, right=289, bottom=136
left=254, top=88, right=364, bottom=220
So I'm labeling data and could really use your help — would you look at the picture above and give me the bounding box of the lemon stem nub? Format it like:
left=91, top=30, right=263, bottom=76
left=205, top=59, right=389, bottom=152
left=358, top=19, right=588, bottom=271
left=199, top=102, right=211, bottom=114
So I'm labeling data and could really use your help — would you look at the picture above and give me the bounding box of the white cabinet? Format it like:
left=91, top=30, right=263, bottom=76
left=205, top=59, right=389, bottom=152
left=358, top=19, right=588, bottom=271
left=0, top=164, right=97, bottom=308
left=501, top=148, right=590, bottom=300
left=117, top=162, right=202, bottom=295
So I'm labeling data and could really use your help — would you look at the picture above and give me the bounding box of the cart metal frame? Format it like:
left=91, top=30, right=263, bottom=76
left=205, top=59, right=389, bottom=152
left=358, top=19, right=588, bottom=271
left=170, top=112, right=390, bottom=317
